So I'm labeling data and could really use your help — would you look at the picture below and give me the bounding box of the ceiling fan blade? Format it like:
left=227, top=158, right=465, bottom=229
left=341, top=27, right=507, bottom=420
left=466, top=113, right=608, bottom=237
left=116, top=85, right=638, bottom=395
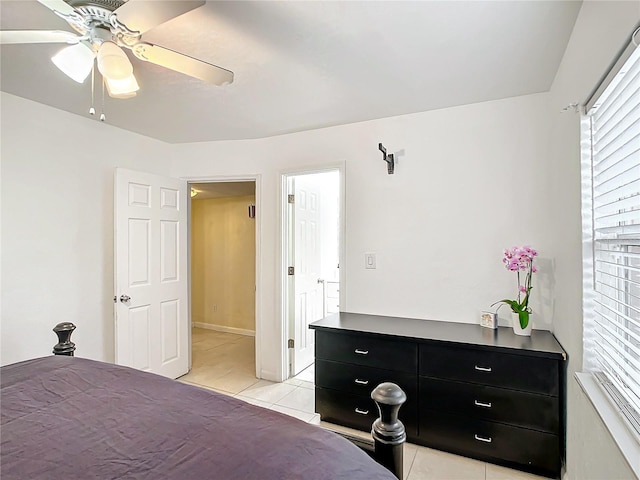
left=0, top=30, right=80, bottom=45
left=132, top=42, right=234, bottom=86
left=37, top=0, right=76, bottom=16
left=112, top=1, right=205, bottom=35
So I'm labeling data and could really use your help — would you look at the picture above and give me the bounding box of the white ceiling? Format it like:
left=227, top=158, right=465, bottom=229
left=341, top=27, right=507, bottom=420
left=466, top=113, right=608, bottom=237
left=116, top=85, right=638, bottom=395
left=0, top=0, right=582, bottom=144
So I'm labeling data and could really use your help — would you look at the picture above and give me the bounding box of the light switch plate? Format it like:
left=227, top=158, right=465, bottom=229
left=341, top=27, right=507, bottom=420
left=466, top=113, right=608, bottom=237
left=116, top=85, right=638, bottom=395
left=365, top=253, right=376, bottom=269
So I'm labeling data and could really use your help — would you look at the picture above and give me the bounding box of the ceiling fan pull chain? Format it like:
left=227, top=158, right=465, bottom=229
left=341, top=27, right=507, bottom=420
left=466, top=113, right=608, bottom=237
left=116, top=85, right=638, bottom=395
left=89, top=63, right=96, bottom=116
left=100, top=78, right=106, bottom=122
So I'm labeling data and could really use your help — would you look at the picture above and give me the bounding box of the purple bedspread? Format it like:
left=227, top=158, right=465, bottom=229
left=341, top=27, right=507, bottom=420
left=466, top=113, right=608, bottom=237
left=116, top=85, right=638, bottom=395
left=1, top=356, right=396, bottom=479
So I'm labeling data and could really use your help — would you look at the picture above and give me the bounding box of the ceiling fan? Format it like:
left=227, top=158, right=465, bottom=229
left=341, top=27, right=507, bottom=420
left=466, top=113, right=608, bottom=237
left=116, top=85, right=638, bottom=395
left=0, top=0, right=234, bottom=101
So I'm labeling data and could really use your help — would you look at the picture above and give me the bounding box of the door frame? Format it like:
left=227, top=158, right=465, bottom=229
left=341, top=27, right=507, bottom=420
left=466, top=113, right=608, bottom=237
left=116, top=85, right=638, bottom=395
left=182, top=174, right=262, bottom=378
left=280, top=163, right=346, bottom=380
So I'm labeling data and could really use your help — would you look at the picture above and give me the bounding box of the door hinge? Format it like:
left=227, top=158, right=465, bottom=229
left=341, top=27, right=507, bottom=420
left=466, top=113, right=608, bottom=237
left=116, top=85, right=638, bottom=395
left=113, top=296, right=117, bottom=303
left=288, top=266, right=295, bottom=275
left=288, top=194, right=295, bottom=204
left=288, top=338, right=294, bottom=348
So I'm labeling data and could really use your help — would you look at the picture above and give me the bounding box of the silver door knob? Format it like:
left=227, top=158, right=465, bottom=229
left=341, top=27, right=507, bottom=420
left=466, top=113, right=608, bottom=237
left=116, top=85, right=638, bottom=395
left=119, top=295, right=131, bottom=303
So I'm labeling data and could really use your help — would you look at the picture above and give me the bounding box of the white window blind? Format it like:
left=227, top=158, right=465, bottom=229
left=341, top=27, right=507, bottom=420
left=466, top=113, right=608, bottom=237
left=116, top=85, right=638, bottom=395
left=582, top=36, right=640, bottom=438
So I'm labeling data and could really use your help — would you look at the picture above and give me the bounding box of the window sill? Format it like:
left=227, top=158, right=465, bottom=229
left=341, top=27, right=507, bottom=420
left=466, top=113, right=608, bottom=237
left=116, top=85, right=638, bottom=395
left=575, top=372, right=640, bottom=478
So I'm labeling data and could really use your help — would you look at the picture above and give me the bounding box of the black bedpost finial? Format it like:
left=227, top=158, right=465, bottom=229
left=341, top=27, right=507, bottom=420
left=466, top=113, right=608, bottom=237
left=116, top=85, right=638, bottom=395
left=53, top=322, right=76, bottom=356
left=371, top=382, right=406, bottom=479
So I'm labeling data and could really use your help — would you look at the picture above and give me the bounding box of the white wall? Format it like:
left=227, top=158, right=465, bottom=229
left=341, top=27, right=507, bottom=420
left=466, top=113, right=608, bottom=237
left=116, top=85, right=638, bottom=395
left=547, top=2, right=639, bottom=479
left=0, top=92, right=173, bottom=365
left=171, top=92, right=554, bottom=381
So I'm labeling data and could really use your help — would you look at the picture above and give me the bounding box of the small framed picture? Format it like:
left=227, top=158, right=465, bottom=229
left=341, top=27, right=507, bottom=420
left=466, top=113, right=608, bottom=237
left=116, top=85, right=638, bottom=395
left=480, top=311, right=498, bottom=329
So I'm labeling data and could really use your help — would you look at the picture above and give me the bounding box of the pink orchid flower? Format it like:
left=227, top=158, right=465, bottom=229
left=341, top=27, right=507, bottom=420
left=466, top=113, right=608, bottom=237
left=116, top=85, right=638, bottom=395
left=493, top=245, right=539, bottom=329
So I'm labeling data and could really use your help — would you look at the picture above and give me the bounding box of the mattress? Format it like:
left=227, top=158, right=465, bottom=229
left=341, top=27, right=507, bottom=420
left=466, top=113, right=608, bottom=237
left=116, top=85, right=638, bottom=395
left=1, top=356, right=396, bottom=479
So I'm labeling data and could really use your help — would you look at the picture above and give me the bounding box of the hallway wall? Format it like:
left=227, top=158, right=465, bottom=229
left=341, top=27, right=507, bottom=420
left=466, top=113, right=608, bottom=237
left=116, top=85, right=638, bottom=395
left=191, top=194, right=256, bottom=334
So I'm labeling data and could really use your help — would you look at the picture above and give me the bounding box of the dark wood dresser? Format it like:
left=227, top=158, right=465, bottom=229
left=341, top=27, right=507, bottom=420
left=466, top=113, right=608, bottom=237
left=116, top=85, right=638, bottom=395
left=310, top=312, right=567, bottom=479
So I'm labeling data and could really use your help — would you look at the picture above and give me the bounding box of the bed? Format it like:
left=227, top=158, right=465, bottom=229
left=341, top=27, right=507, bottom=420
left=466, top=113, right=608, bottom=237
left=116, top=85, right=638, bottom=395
left=1, top=323, right=405, bottom=479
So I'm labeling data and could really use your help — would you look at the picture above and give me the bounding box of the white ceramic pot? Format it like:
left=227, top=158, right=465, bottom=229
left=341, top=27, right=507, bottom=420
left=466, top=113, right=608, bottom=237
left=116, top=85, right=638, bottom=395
left=511, top=312, right=532, bottom=336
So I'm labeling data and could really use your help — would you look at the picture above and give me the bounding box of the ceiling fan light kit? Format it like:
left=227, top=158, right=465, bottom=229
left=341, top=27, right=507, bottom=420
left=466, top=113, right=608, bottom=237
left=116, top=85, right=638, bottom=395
left=2, top=0, right=234, bottom=117
left=105, top=73, right=139, bottom=98
left=97, top=41, right=132, bottom=80
left=51, top=42, right=95, bottom=83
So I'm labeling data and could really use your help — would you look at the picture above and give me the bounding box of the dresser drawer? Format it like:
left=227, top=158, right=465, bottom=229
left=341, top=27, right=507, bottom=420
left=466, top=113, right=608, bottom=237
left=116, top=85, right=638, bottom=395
left=420, top=410, right=560, bottom=478
left=420, top=343, right=559, bottom=395
left=316, top=387, right=418, bottom=437
left=419, top=377, right=559, bottom=434
left=316, top=330, right=417, bottom=373
left=316, top=359, right=417, bottom=399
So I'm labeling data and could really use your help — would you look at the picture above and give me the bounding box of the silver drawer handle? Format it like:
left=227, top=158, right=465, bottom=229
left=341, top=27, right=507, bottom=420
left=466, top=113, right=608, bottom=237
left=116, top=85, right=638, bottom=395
left=474, top=434, right=492, bottom=443
left=354, top=349, right=369, bottom=355
left=354, top=379, right=369, bottom=385
left=354, top=408, right=369, bottom=415
left=474, top=400, right=492, bottom=408
left=474, top=365, right=492, bottom=372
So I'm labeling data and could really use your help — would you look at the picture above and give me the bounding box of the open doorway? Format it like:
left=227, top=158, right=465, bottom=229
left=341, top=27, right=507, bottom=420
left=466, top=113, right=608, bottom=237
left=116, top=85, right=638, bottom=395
left=183, top=181, right=259, bottom=393
left=284, top=169, right=341, bottom=380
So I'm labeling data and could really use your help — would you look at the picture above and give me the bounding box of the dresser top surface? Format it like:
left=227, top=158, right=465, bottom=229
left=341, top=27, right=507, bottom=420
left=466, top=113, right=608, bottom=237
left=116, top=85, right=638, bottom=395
left=310, top=312, right=567, bottom=360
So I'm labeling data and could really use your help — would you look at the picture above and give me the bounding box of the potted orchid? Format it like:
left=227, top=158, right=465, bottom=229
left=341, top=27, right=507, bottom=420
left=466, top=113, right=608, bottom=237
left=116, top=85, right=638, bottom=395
left=492, top=245, right=538, bottom=335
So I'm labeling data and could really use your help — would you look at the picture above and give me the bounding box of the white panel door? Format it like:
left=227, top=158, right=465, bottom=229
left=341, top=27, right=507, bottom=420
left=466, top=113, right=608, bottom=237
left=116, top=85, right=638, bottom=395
left=115, top=168, right=189, bottom=379
left=290, top=175, right=324, bottom=375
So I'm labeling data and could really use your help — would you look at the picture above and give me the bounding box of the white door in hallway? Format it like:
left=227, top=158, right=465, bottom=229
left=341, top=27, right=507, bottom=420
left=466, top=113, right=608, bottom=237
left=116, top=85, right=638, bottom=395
left=287, top=171, right=339, bottom=376
left=115, top=168, right=189, bottom=379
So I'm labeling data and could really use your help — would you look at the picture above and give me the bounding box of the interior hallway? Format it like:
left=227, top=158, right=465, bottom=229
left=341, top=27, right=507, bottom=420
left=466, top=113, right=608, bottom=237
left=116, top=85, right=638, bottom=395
left=178, top=328, right=546, bottom=480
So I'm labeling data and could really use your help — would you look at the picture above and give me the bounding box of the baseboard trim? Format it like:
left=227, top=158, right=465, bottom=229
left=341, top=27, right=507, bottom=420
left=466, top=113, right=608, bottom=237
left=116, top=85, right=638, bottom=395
left=192, top=322, right=255, bottom=337
left=260, top=369, right=279, bottom=382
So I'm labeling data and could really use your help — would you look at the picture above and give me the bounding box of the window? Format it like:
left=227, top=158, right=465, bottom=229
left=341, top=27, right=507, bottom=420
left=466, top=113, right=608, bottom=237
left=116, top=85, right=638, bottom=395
left=581, top=31, right=640, bottom=439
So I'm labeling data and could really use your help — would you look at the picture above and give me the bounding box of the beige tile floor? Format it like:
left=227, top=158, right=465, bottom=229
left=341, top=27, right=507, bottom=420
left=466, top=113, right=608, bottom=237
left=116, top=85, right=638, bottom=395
left=178, top=328, right=547, bottom=480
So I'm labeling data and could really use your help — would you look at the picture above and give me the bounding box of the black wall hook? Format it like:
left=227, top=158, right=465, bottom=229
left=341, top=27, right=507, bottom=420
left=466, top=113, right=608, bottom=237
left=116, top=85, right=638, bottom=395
left=379, top=143, right=395, bottom=174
